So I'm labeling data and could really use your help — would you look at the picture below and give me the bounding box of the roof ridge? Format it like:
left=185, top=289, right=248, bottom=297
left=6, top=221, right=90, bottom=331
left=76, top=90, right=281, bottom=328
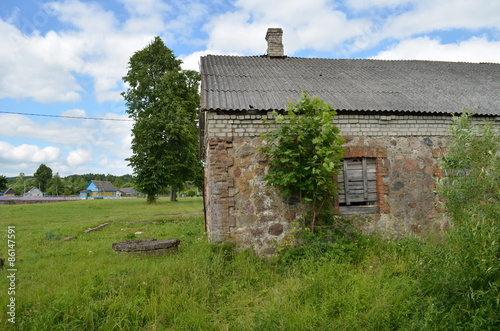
left=202, top=54, right=500, bottom=65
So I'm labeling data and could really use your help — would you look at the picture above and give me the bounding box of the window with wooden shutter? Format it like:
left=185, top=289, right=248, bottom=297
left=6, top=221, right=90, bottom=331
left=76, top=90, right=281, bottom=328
left=338, top=158, right=377, bottom=214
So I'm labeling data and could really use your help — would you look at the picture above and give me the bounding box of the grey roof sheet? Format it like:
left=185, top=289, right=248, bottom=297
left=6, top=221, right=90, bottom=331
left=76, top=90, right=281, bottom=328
left=200, top=56, right=500, bottom=116
left=91, top=180, right=119, bottom=192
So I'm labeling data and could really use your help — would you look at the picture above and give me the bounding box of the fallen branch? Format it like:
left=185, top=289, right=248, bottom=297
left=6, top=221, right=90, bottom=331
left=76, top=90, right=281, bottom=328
left=61, top=236, right=76, bottom=241
left=84, top=222, right=110, bottom=233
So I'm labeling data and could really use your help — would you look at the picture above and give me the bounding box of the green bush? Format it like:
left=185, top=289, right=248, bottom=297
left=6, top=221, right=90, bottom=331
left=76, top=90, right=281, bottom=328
left=185, top=189, right=197, bottom=197
left=276, top=224, right=369, bottom=266
left=418, top=113, right=500, bottom=329
left=260, top=92, right=344, bottom=231
left=44, top=229, right=62, bottom=241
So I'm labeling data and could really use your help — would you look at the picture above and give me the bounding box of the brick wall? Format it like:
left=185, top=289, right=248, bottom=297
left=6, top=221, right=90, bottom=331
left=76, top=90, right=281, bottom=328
left=204, top=112, right=499, bottom=140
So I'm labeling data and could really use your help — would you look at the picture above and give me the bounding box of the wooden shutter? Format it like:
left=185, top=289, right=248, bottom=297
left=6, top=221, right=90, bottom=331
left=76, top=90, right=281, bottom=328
left=338, top=158, right=377, bottom=214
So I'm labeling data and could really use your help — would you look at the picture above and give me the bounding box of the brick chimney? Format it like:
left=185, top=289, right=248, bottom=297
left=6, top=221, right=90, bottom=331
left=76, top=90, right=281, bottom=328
left=265, top=28, right=284, bottom=58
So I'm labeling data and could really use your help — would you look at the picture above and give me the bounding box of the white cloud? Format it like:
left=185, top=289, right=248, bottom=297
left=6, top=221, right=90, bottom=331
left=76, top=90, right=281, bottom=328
left=0, top=113, right=86, bottom=146
left=0, top=111, right=133, bottom=176
left=346, top=0, right=414, bottom=10
left=0, top=142, right=60, bottom=163
left=66, top=148, right=92, bottom=166
left=373, top=36, right=500, bottom=63
left=0, top=0, right=164, bottom=103
left=120, top=0, right=170, bottom=34
left=0, top=20, right=83, bottom=102
left=45, top=0, right=118, bottom=33
left=370, top=0, right=500, bottom=46
left=45, top=0, right=158, bottom=102
left=2, top=0, right=500, bottom=105
left=204, top=0, right=371, bottom=55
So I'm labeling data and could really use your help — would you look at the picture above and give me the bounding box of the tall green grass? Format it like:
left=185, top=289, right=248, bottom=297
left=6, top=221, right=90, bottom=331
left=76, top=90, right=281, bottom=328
left=423, top=113, right=500, bottom=330
left=1, top=196, right=498, bottom=330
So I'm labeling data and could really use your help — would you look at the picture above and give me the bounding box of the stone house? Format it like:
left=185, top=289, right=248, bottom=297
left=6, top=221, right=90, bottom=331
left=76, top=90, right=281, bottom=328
left=199, top=28, right=500, bottom=255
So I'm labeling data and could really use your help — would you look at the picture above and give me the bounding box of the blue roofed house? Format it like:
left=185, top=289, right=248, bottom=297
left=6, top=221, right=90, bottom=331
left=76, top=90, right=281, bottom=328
left=80, top=180, right=121, bottom=199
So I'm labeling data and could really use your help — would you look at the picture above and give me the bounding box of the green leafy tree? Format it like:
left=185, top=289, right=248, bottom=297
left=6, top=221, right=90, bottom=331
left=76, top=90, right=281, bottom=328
left=113, top=177, right=125, bottom=189
left=0, top=175, right=7, bottom=192
left=46, top=173, right=63, bottom=196
left=12, top=172, right=32, bottom=195
left=34, top=164, right=53, bottom=192
left=260, top=92, right=345, bottom=231
left=122, top=37, right=201, bottom=203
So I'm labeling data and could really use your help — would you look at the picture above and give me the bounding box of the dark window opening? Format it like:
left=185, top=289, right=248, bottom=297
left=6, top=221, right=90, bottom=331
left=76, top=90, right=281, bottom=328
left=338, top=158, right=378, bottom=214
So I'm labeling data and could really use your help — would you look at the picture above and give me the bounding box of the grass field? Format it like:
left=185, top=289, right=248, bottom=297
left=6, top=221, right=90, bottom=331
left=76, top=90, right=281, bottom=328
left=0, top=197, right=498, bottom=330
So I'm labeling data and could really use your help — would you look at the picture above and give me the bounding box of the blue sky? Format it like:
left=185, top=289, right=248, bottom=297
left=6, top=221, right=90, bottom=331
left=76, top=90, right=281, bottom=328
left=1, top=0, right=500, bottom=177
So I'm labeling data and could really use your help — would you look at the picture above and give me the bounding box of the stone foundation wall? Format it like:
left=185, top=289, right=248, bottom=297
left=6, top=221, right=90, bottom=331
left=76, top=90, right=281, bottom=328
left=203, top=111, right=499, bottom=253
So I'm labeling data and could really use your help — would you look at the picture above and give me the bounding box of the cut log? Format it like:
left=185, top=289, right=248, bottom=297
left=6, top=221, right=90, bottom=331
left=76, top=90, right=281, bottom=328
left=112, top=238, right=180, bottom=254
left=84, top=222, right=110, bottom=233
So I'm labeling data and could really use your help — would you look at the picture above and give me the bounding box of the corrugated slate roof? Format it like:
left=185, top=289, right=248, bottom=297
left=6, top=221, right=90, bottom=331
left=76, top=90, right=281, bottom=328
left=200, top=56, right=500, bottom=116
left=91, top=180, right=118, bottom=192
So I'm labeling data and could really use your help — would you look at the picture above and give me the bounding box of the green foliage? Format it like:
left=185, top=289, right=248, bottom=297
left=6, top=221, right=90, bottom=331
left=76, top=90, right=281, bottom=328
left=185, top=189, right=197, bottom=197
left=122, top=36, right=202, bottom=203
left=421, top=113, right=500, bottom=329
left=416, top=212, right=500, bottom=329
left=3, top=173, right=136, bottom=196
left=125, top=233, right=137, bottom=240
left=44, top=229, right=62, bottom=241
left=438, top=112, right=500, bottom=221
left=34, top=164, right=53, bottom=192
left=276, top=224, right=369, bottom=266
left=11, top=172, right=35, bottom=195
left=1, top=197, right=497, bottom=330
left=0, top=174, right=7, bottom=191
left=45, top=173, right=63, bottom=196
left=260, top=92, right=345, bottom=230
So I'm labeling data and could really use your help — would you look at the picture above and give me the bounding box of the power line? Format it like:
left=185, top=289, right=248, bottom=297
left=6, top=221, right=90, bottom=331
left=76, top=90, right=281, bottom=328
left=0, top=110, right=133, bottom=122
left=0, top=110, right=198, bottom=124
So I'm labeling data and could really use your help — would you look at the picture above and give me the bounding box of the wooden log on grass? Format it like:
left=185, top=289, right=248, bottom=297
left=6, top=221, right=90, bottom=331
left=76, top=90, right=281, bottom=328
left=112, top=238, right=180, bottom=254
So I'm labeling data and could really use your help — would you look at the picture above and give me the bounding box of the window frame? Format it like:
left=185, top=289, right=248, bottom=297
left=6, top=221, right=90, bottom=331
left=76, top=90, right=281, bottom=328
left=338, top=157, right=378, bottom=214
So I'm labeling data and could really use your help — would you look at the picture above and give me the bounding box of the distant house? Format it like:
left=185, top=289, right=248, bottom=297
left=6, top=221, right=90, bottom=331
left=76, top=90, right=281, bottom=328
left=24, top=187, right=43, bottom=197
left=3, top=188, right=16, bottom=197
left=80, top=180, right=120, bottom=199
left=119, top=187, right=140, bottom=197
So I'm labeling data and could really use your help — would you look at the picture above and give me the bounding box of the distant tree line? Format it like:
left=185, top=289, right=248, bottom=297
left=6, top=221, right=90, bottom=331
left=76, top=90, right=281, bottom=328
left=1, top=164, right=134, bottom=196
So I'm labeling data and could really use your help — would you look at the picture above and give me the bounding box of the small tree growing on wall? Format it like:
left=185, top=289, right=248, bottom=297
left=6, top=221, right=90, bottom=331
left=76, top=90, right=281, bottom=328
left=260, top=92, right=345, bottom=231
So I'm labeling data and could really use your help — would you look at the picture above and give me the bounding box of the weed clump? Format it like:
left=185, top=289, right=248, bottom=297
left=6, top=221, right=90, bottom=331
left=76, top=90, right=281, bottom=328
left=44, top=230, right=62, bottom=241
